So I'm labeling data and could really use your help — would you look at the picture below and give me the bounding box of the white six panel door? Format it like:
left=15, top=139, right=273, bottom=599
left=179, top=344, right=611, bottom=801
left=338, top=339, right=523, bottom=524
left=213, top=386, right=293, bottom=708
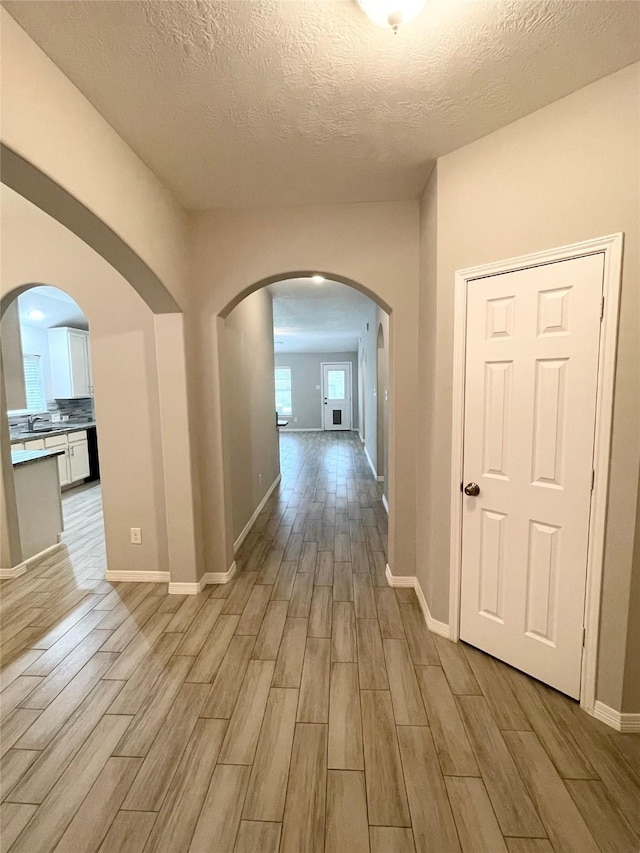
left=460, top=253, right=604, bottom=698
left=322, top=363, right=352, bottom=431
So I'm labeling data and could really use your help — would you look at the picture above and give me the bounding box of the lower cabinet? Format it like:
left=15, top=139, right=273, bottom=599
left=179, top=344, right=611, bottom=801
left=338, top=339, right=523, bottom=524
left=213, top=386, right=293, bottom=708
left=44, top=430, right=90, bottom=487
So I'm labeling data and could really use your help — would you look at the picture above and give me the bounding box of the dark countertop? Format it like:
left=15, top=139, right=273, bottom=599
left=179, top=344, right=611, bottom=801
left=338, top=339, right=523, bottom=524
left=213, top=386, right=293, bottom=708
left=11, top=447, right=65, bottom=467
left=10, top=422, right=97, bottom=445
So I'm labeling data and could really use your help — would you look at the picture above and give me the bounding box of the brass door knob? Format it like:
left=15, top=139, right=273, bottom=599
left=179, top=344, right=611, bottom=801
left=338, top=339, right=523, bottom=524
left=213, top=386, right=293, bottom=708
left=464, top=482, right=480, bottom=497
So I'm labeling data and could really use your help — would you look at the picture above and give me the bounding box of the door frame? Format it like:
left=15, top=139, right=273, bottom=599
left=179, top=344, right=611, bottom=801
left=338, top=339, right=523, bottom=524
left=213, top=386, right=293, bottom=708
left=321, top=361, right=353, bottom=431
left=449, top=234, right=623, bottom=714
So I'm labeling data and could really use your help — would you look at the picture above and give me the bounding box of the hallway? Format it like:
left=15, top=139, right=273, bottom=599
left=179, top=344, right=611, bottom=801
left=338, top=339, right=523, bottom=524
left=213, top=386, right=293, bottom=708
left=0, top=433, right=638, bottom=852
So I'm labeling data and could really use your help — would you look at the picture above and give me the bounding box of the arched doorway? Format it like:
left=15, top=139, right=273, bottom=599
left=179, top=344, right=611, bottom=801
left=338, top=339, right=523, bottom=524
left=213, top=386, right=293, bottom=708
left=216, top=273, right=392, bottom=583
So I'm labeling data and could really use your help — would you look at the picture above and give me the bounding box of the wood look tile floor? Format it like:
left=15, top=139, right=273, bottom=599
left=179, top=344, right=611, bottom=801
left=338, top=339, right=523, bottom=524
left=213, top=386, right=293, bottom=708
left=1, top=433, right=639, bottom=852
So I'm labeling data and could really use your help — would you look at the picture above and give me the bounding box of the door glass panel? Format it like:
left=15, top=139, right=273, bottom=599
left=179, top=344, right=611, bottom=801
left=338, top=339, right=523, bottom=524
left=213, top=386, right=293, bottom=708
left=327, top=370, right=345, bottom=400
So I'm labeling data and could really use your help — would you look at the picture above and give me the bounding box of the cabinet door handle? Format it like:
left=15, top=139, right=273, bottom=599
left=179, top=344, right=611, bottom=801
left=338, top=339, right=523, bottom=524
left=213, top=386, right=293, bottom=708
left=70, top=446, right=75, bottom=457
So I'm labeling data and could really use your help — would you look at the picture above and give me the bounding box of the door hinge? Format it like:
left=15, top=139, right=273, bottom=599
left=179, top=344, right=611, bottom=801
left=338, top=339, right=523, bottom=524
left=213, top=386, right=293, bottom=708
left=582, top=627, right=586, bottom=647
left=591, top=469, right=595, bottom=491
left=600, top=296, right=605, bottom=320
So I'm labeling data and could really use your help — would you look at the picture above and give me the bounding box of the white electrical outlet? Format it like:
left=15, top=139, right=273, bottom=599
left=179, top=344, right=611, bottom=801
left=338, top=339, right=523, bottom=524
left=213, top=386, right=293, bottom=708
left=130, top=527, right=142, bottom=545
left=294, top=417, right=298, bottom=422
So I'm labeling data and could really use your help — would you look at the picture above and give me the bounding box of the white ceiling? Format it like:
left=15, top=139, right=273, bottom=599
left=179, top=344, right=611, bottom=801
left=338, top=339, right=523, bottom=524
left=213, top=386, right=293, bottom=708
left=270, top=278, right=375, bottom=353
left=18, top=287, right=88, bottom=331
left=4, top=1, right=638, bottom=209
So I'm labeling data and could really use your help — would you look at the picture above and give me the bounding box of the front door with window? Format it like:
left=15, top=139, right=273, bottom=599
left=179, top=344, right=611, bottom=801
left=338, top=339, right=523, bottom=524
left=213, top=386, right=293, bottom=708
left=460, top=253, right=603, bottom=699
left=322, top=362, right=352, bottom=431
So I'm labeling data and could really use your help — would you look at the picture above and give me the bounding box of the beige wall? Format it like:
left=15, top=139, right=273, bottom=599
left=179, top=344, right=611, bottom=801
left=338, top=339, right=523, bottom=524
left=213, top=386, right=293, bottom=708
left=187, top=201, right=419, bottom=578
left=0, top=8, right=188, bottom=311
left=418, top=63, right=640, bottom=711
left=222, top=289, right=281, bottom=543
left=1, top=188, right=170, bottom=577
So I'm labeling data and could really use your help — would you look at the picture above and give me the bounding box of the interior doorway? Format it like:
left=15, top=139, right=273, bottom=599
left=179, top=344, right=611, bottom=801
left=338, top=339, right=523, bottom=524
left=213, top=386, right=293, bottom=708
left=322, top=361, right=352, bottom=430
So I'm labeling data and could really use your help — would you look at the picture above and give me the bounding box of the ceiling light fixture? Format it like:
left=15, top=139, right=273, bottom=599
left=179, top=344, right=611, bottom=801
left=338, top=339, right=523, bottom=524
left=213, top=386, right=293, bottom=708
left=357, top=0, right=426, bottom=31
left=311, top=275, right=325, bottom=284
left=26, top=309, right=44, bottom=321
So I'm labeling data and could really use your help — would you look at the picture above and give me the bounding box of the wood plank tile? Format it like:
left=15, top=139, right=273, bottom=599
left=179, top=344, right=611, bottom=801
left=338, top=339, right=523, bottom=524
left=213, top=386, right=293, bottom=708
left=399, top=603, right=440, bottom=665
left=370, top=826, right=415, bottom=853
left=257, top=550, right=284, bottom=585
left=15, top=651, right=118, bottom=750
left=218, top=659, right=276, bottom=764
left=281, top=723, right=327, bottom=853
left=375, top=588, right=405, bottom=639
left=97, top=811, right=156, bottom=853
left=21, top=612, right=105, bottom=677
left=333, top=563, right=354, bottom=601
left=356, top=618, right=389, bottom=690
left=565, top=779, right=640, bottom=853
left=99, top=594, right=163, bottom=650
left=106, top=632, right=182, bottom=715
left=315, top=551, right=334, bottom=586
left=8, top=714, right=131, bottom=853
left=53, top=756, right=143, bottom=853
left=505, top=841, right=554, bottom=853
left=222, top=572, right=259, bottom=615
left=140, top=718, right=228, bottom=853
left=236, top=584, right=272, bottom=635
left=243, top=687, right=298, bottom=821
left=332, top=602, right=356, bottom=662
left=462, top=643, right=531, bottom=731
left=0, top=676, right=44, bottom=720
left=122, top=683, right=209, bottom=811
left=113, top=654, right=194, bottom=756
left=186, top=614, right=240, bottom=683
left=445, top=776, right=508, bottom=852
left=353, top=573, right=376, bottom=618
left=297, top=637, right=331, bottom=723
left=308, top=586, right=332, bottom=638
left=506, top=667, right=596, bottom=779
left=456, top=695, right=544, bottom=838
left=383, top=639, right=428, bottom=726
left=416, top=665, right=479, bottom=776
left=0, top=709, right=41, bottom=758
left=0, top=803, right=38, bottom=851
left=0, top=749, right=39, bottom=801
left=289, top=573, right=315, bottom=618
left=189, top=764, right=250, bottom=853
left=102, top=613, right=172, bottom=680
left=396, top=725, right=460, bottom=850
left=351, top=542, right=371, bottom=574
left=299, top=541, right=318, bottom=573
left=328, top=662, right=363, bottom=770
left=325, top=770, right=369, bottom=853
left=434, top=635, right=481, bottom=694
left=201, top=634, right=255, bottom=718
left=284, top=533, right=304, bottom=562
left=164, top=592, right=209, bottom=633
left=503, top=730, right=601, bottom=853
left=272, top=618, right=307, bottom=688
left=234, top=821, right=281, bottom=853
left=334, top=533, right=351, bottom=562
left=252, top=600, right=288, bottom=660
left=271, top=561, right=298, bottom=601
left=360, top=690, right=410, bottom=827
left=8, top=679, right=124, bottom=805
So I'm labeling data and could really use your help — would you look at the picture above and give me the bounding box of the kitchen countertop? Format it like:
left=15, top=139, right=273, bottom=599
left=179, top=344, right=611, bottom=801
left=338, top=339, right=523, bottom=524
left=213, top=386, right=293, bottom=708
left=10, top=422, right=97, bottom=445
left=11, top=447, right=65, bottom=467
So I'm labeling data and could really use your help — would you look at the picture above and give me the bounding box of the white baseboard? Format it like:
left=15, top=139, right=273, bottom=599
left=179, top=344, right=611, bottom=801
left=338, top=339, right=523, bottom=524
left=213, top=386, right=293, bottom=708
left=106, top=570, right=170, bottom=583
left=592, top=701, right=640, bottom=732
left=168, top=561, right=238, bottom=595
left=382, top=493, right=389, bottom=515
left=234, top=474, right=282, bottom=553
left=377, top=475, right=385, bottom=483
left=280, top=428, right=323, bottom=432
left=203, top=561, right=237, bottom=586
left=358, top=430, right=365, bottom=444
left=0, top=541, right=64, bottom=579
left=385, top=565, right=450, bottom=639
left=364, top=445, right=377, bottom=479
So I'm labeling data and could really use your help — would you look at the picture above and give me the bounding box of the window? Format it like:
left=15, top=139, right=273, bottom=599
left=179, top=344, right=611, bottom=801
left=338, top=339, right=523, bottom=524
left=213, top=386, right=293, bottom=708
left=23, top=354, right=47, bottom=412
left=327, top=369, right=346, bottom=400
left=274, top=367, right=292, bottom=416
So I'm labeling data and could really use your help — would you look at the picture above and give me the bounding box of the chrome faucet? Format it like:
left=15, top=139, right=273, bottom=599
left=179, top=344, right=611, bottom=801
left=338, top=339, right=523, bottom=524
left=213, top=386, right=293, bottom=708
left=27, top=415, right=45, bottom=432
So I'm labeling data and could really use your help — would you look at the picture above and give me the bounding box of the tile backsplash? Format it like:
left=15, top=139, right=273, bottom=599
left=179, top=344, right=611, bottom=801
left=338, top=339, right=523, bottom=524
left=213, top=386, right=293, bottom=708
left=8, top=398, right=95, bottom=432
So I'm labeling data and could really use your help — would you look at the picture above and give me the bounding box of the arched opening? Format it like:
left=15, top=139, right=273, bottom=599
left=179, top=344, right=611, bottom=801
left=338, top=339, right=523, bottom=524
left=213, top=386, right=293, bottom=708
left=2, top=285, right=105, bottom=575
left=217, top=272, right=393, bottom=586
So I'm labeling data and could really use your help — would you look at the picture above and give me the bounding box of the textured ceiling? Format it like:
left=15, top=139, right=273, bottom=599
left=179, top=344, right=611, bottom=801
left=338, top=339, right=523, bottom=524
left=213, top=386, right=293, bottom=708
left=271, top=278, right=374, bottom=352
left=18, top=288, right=87, bottom=331
left=3, top=0, right=639, bottom=209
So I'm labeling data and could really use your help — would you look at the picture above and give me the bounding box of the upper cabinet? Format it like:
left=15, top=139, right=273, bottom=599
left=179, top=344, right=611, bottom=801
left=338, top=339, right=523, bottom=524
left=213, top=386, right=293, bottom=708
left=48, top=327, right=94, bottom=398
left=1, top=301, right=27, bottom=410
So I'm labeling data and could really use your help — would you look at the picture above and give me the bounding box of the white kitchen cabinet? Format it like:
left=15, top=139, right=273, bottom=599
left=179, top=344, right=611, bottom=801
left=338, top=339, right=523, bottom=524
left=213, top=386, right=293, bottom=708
left=44, top=430, right=89, bottom=486
left=68, top=432, right=90, bottom=481
left=47, top=327, right=94, bottom=398
left=24, top=438, right=45, bottom=451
